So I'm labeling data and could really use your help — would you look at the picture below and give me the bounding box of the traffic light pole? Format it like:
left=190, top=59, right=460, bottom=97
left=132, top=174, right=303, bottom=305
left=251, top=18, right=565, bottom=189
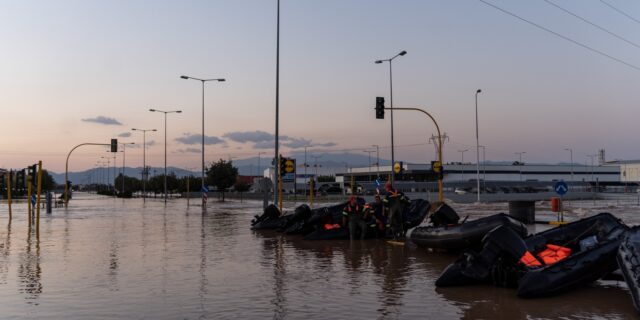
left=384, top=107, right=445, bottom=203
left=65, top=142, right=114, bottom=207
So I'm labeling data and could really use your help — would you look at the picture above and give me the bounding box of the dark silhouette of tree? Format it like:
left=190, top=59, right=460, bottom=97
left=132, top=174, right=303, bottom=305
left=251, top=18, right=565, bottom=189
left=206, top=159, right=238, bottom=201
left=234, top=178, right=251, bottom=202
left=40, top=170, right=57, bottom=191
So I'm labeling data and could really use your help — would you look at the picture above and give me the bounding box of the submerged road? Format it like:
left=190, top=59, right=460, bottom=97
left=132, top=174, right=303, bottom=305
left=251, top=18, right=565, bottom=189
left=0, top=193, right=636, bottom=319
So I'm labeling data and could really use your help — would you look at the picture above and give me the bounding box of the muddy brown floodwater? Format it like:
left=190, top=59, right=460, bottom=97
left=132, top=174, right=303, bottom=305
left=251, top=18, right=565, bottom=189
left=0, top=193, right=637, bottom=319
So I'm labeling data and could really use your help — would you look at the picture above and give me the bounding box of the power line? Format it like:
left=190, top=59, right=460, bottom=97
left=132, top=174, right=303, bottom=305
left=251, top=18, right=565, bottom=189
left=600, top=0, right=640, bottom=25
left=544, top=0, right=640, bottom=49
left=478, top=0, right=640, bottom=71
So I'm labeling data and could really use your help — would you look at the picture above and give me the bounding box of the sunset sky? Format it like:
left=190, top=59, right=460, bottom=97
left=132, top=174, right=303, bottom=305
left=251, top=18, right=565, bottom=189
left=1, top=0, right=639, bottom=172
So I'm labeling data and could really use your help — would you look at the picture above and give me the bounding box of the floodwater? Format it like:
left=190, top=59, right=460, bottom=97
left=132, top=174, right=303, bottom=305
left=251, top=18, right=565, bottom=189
left=0, top=193, right=637, bottom=319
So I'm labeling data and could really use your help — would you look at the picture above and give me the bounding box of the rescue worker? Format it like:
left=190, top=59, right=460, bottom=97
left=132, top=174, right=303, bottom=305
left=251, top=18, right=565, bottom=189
left=343, top=195, right=368, bottom=240
left=366, top=194, right=388, bottom=238
left=382, top=182, right=410, bottom=239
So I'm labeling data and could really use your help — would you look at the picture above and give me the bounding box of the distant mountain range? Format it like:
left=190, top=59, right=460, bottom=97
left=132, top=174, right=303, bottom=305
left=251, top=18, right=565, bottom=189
left=50, top=153, right=587, bottom=185
left=50, top=152, right=392, bottom=184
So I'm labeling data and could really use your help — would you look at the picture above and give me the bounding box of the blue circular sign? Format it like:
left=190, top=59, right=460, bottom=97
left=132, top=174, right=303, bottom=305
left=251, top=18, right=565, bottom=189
left=554, top=181, right=568, bottom=195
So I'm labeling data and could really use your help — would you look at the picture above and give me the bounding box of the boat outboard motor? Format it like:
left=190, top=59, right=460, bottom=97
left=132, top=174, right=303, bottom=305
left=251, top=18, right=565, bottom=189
left=252, top=204, right=281, bottom=225
left=436, top=225, right=528, bottom=287
left=430, top=203, right=460, bottom=227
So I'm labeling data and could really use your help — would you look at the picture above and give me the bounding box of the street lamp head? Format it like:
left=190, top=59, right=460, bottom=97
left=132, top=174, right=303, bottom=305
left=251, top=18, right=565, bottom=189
left=132, top=128, right=138, bottom=131
left=180, top=75, right=189, bottom=79
left=476, top=89, right=482, bottom=93
left=218, top=78, right=226, bottom=82
left=152, top=129, right=157, bottom=132
left=176, top=110, right=182, bottom=113
left=375, top=60, right=383, bottom=64
left=399, top=50, right=407, bottom=56
left=149, top=109, right=156, bottom=112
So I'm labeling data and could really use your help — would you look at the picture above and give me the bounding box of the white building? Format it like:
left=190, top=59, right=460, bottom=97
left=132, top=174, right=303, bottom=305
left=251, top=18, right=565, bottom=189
left=339, top=163, right=620, bottom=183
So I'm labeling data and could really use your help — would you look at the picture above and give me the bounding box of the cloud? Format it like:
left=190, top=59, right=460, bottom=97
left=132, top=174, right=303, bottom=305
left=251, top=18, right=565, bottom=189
left=176, top=148, right=201, bottom=154
left=221, top=130, right=336, bottom=150
left=118, top=132, right=131, bottom=138
left=223, top=130, right=273, bottom=143
left=82, top=116, right=122, bottom=125
left=253, top=141, right=273, bottom=149
left=316, top=142, right=337, bottom=147
left=282, top=137, right=312, bottom=149
left=175, top=133, right=225, bottom=145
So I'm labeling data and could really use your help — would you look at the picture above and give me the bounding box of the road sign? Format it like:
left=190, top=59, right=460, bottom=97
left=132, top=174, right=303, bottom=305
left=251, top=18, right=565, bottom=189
left=282, top=173, right=295, bottom=182
left=554, top=181, right=568, bottom=195
left=393, top=162, right=403, bottom=174
left=431, top=161, right=442, bottom=173
left=285, top=159, right=295, bottom=173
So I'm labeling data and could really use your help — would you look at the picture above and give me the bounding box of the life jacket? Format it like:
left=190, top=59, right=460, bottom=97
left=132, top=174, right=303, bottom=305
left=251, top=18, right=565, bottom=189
left=324, top=223, right=341, bottom=230
left=519, top=251, right=542, bottom=267
left=537, top=244, right=572, bottom=265
left=342, top=203, right=362, bottom=216
left=519, top=244, right=572, bottom=267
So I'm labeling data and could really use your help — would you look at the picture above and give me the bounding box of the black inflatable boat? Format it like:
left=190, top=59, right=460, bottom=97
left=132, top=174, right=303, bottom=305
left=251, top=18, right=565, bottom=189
left=436, top=212, right=628, bottom=298
left=617, top=226, right=640, bottom=315
left=411, top=210, right=528, bottom=251
left=250, top=204, right=288, bottom=230
left=304, top=199, right=430, bottom=240
left=282, top=203, right=345, bottom=235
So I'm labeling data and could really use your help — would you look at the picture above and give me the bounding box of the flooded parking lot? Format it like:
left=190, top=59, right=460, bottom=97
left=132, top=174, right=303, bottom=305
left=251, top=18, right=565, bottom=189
left=0, top=193, right=637, bottom=319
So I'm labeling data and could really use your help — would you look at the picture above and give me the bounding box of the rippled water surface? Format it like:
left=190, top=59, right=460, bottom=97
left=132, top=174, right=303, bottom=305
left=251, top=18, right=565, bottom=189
left=0, top=193, right=637, bottom=319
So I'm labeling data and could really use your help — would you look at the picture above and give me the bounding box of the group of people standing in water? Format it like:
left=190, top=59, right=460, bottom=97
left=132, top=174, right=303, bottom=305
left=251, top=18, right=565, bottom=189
left=341, top=182, right=410, bottom=240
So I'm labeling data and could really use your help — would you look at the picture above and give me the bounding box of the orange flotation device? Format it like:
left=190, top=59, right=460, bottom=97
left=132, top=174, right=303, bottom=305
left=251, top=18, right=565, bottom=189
left=537, top=244, right=572, bottom=265
left=519, top=244, right=572, bottom=267
left=324, top=223, right=341, bottom=230
left=519, top=251, right=542, bottom=267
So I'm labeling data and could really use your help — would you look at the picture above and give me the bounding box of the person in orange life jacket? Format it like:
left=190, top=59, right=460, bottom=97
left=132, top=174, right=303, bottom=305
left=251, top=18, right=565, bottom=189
left=343, top=196, right=369, bottom=240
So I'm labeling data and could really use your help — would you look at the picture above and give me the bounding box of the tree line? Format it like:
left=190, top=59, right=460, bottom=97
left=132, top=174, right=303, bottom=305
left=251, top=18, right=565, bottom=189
left=94, top=159, right=250, bottom=199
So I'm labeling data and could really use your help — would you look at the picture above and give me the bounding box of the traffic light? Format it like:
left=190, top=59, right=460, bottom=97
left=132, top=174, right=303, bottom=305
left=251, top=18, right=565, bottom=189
left=28, top=164, right=36, bottom=186
left=375, top=97, right=385, bottom=119
left=16, top=170, right=25, bottom=189
left=111, top=139, right=118, bottom=152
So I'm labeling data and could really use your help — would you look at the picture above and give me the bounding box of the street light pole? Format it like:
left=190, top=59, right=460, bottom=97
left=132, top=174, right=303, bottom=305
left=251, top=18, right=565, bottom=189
left=132, top=128, right=157, bottom=202
left=515, top=152, right=526, bottom=181
left=565, top=148, right=573, bottom=183
left=475, top=89, right=482, bottom=203
left=180, top=75, right=225, bottom=210
left=121, top=142, right=135, bottom=195
left=150, top=108, right=182, bottom=204
left=101, top=156, right=110, bottom=190
left=458, top=149, right=468, bottom=182
left=372, top=144, right=380, bottom=179
left=479, top=145, right=486, bottom=187
left=375, top=50, right=407, bottom=184
left=304, top=146, right=309, bottom=197
left=311, top=155, right=322, bottom=177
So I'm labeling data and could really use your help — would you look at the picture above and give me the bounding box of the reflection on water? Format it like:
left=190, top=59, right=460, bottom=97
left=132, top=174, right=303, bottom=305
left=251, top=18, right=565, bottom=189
left=18, top=226, right=42, bottom=303
left=0, top=195, right=635, bottom=319
left=0, top=221, right=12, bottom=285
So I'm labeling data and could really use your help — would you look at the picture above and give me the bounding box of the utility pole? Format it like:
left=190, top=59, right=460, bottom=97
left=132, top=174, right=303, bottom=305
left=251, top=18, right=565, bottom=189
left=430, top=133, right=449, bottom=160
left=458, top=149, right=468, bottom=182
